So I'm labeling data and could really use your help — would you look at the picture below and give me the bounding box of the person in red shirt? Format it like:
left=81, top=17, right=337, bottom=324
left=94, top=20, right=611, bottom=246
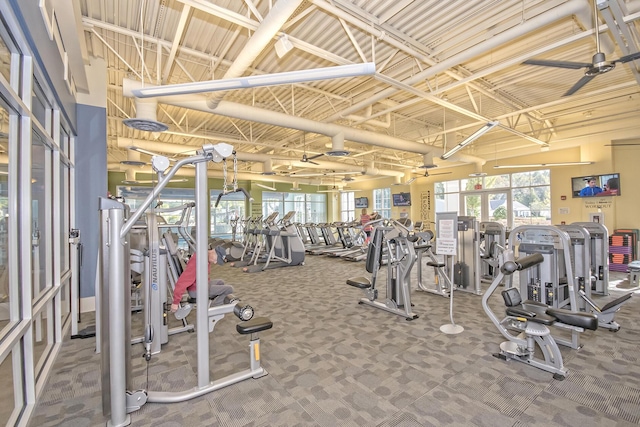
left=360, top=208, right=372, bottom=244
left=170, top=246, right=234, bottom=313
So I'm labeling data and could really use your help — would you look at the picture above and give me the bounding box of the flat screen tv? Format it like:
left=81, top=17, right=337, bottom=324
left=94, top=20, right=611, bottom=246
left=354, top=197, right=368, bottom=208
left=392, top=192, right=411, bottom=206
left=571, top=173, right=620, bottom=198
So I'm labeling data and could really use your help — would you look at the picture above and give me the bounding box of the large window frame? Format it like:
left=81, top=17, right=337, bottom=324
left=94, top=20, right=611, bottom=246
left=435, top=170, right=551, bottom=230
left=373, top=187, right=391, bottom=219
left=0, top=7, right=76, bottom=424
left=262, top=191, right=327, bottom=225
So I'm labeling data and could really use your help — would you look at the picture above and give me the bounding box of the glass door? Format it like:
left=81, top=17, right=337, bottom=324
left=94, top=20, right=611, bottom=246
left=462, top=190, right=511, bottom=229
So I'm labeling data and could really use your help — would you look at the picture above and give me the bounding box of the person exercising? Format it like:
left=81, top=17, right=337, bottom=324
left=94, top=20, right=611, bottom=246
left=360, top=208, right=372, bottom=243
left=170, top=246, right=234, bottom=313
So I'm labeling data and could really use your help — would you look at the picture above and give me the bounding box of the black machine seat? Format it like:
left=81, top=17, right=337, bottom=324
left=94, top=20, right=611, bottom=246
left=600, top=293, right=633, bottom=313
left=346, top=227, right=383, bottom=289
left=501, top=287, right=598, bottom=331
left=236, top=317, right=273, bottom=335
left=426, top=261, right=445, bottom=268
left=546, top=308, right=598, bottom=331
left=505, top=306, right=557, bottom=325
left=346, top=277, right=371, bottom=289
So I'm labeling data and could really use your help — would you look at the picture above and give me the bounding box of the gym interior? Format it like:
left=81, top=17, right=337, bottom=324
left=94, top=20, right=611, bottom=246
left=1, top=1, right=640, bottom=426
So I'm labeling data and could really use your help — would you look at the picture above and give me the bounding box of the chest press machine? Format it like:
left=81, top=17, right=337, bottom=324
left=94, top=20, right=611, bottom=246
left=482, top=246, right=598, bottom=380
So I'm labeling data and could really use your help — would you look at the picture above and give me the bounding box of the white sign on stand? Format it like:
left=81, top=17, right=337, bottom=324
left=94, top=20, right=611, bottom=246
left=436, top=213, right=457, bottom=256
left=435, top=212, right=464, bottom=335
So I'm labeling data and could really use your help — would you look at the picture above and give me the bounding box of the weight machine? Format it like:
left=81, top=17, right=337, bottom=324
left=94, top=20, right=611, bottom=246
left=482, top=246, right=598, bottom=380
left=347, top=219, right=419, bottom=320
left=479, top=221, right=506, bottom=283
left=414, top=229, right=451, bottom=298
left=451, top=216, right=481, bottom=295
left=572, top=222, right=609, bottom=295
left=558, top=224, right=631, bottom=331
left=99, top=144, right=273, bottom=427
left=508, top=225, right=584, bottom=349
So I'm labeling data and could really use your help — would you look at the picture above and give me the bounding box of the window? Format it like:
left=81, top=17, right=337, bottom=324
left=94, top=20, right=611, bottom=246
left=210, top=189, right=246, bottom=240
left=434, top=171, right=551, bottom=230
left=511, top=170, right=551, bottom=227
left=373, top=188, right=391, bottom=219
left=262, top=191, right=327, bottom=224
left=340, top=192, right=355, bottom=222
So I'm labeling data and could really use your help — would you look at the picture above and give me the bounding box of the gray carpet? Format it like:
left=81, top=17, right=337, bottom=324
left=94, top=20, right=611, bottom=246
left=29, top=254, right=640, bottom=426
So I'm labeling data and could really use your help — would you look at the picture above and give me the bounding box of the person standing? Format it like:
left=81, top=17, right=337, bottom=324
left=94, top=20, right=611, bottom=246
left=360, top=208, right=372, bottom=243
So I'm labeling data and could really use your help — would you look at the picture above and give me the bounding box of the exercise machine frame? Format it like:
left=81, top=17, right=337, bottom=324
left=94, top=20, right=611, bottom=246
left=100, top=144, right=272, bottom=427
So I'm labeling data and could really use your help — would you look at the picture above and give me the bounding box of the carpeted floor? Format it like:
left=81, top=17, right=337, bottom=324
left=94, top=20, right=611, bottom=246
left=29, top=253, right=640, bottom=427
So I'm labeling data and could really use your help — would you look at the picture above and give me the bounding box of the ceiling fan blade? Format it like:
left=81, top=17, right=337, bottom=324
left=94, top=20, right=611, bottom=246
left=617, top=51, right=640, bottom=64
left=522, top=59, right=592, bottom=70
left=307, top=153, right=324, bottom=160
left=563, top=74, right=596, bottom=96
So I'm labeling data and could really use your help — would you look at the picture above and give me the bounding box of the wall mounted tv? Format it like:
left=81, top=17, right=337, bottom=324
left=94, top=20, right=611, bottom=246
left=354, top=197, right=368, bottom=208
left=571, top=173, right=620, bottom=198
left=392, top=192, right=411, bottom=206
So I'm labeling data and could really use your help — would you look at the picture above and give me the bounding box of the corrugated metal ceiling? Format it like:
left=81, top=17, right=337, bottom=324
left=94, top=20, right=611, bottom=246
left=76, top=0, right=640, bottom=184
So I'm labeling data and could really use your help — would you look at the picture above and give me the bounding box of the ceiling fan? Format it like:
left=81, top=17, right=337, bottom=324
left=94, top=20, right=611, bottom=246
left=405, top=170, right=452, bottom=184
left=300, top=134, right=323, bottom=165
left=522, top=0, right=640, bottom=96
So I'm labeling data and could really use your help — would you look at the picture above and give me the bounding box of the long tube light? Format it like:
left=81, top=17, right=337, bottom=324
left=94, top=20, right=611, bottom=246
left=493, top=161, right=593, bottom=169
left=132, top=63, right=376, bottom=98
left=441, top=121, right=499, bottom=160
left=256, top=183, right=277, bottom=191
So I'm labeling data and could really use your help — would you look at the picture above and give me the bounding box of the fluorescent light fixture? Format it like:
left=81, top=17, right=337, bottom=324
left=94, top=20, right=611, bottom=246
left=122, top=178, right=188, bottom=185
left=132, top=63, right=376, bottom=98
left=128, top=146, right=178, bottom=162
left=275, top=34, right=294, bottom=58
left=441, top=121, right=499, bottom=160
left=493, top=161, right=593, bottom=169
left=256, top=183, right=276, bottom=191
left=290, top=171, right=361, bottom=178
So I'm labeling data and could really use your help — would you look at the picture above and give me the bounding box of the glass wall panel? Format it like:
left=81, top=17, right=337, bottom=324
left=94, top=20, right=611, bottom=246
left=32, top=311, right=50, bottom=381
left=0, top=105, right=9, bottom=333
left=261, top=192, right=326, bottom=225
left=0, top=351, right=16, bottom=424
left=0, top=33, right=12, bottom=84
left=210, top=189, right=246, bottom=240
left=340, top=192, right=355, bottom=222
left=283, top=192, right=306, bottom=224
left=60, top=163, right=69, bottom=271
left=262, top=192, right=285, bottom=220
left=31, top=82, right=49, bottom=126
left=373, top=188, right=391, bottom=219
left=306, top=193, right=326, bottom=224
left=484, top=174, right=510, bottom=189
left=32, top=131, right=49, bottom=301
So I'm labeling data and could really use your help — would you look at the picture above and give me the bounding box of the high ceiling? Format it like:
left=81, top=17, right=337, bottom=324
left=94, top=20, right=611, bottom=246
left=73, top=0, right=640, bottom=186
